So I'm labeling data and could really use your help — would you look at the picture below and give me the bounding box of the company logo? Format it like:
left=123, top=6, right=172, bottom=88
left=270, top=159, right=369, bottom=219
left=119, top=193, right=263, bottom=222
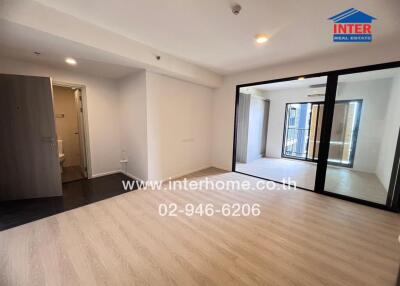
left=328, top=8, right=376, bottom=42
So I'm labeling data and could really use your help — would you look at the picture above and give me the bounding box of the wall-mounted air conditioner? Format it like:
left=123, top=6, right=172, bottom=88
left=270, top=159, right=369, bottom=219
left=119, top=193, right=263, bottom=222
left=307, top=84, right=326, bottom=97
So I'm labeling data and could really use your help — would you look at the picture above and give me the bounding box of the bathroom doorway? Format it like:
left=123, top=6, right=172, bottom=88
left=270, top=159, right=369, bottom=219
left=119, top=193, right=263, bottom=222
left=52, top=83, right=89, bottom=183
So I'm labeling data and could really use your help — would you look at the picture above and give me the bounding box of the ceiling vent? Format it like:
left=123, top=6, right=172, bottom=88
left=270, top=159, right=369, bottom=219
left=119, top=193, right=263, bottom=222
left=307, top=84, right=326, bottom=97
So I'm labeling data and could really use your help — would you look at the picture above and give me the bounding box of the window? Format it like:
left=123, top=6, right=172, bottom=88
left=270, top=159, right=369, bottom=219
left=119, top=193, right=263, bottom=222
left=288, top=107, right=297, bottom=127
left=283, top=103, right=311, bottom=159
left=282, top=100, right=362, bottom=167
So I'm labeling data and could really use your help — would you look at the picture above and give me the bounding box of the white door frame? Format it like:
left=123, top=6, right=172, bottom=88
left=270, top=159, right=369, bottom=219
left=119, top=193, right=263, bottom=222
left=52, top=80, right=92, bottom=179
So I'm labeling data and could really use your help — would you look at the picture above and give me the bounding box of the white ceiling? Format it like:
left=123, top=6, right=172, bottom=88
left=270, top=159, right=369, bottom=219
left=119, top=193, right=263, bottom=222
left=33, top=0, right=400, bottom=75
left=0, top=20, right=140, bottom=79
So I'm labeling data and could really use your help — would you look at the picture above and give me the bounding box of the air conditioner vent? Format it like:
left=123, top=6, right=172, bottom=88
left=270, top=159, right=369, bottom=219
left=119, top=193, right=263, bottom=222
left=307, top=84, right=326, bottom=97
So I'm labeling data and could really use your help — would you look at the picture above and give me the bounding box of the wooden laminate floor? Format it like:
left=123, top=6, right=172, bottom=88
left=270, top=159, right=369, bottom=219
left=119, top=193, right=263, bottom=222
left=0, top=168, right=399, bottom=285
left=236, top=157, right=388, bottom=204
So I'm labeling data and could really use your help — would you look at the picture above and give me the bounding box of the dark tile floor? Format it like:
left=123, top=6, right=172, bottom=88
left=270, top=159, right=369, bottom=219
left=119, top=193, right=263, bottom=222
left=62, top=165, right=84, bottom=183
left=0, top=173, right=137, bottom=231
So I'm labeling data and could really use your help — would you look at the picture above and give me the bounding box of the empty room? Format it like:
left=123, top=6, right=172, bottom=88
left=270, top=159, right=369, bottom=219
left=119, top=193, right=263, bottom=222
left=0, top=1, right=400, bottom=285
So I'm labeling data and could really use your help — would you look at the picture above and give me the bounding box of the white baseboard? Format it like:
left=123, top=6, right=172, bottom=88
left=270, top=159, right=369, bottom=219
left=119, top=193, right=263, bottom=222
left=165, top=165, right=214, bottom=181
left=210, top=162, right=231, bottom=172
left=91, top=166, right=219, bottom=182
left=121, top=171, right=144, bottom=182
left=90, top=170, right=121, bottom=179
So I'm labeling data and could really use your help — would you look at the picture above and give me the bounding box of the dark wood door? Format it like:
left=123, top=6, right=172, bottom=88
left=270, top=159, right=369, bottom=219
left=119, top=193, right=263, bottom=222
left=0, top=74, right=62, bottom=201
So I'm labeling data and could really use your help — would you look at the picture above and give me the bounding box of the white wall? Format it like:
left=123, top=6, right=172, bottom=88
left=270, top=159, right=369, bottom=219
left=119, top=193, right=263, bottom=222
left=211, top=43, right=400, bottom=170
left=119, top=71, right=214, bottom=181
left=0, top=57, right=215, bottom=182
left=338, top=79, right=391, bottom=173
left=146, top=72, right=213, bottom=180
left=261, top=79, right=391, bottom=173
left=0, top=57, right=121, bottom=178
left=377, top=76, right=400, bottom=190
left=118, top=71, right=148, bottom=180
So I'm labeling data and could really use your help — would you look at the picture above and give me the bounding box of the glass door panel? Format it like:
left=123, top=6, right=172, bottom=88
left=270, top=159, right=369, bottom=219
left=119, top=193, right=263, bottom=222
left=324, top=68, right=400, bottom=205
left=328, top=101, right=361, bottom=167
left=235, top=75, right=327, bottom=190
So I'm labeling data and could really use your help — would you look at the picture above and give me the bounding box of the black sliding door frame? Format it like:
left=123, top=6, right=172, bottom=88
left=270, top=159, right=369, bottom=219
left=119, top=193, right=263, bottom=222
left=386, top=128, right=400, bottom=211
left=232, top=61, right=400, bottom=212
left=314, top=73, right=338, bottom=194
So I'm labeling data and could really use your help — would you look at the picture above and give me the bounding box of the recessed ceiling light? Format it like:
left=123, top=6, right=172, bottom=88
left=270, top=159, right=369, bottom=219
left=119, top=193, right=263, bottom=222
left=298, top=76, right=305, bottom=80
left=65, top=57, right=77, bottom=65
left=255, top=34, right=269, bottom=44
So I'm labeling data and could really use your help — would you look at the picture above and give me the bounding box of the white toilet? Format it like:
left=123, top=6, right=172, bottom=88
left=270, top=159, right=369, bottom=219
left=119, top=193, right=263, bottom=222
left=58, top=139, right=65, bottom=173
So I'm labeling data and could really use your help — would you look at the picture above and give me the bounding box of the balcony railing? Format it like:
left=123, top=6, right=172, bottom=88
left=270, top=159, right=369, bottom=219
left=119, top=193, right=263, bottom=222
left=284, top=127, right=309, bottom=158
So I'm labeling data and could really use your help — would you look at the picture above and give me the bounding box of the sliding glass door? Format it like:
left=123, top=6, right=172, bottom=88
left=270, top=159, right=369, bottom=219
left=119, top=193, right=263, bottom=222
left=234, top=62, right=400, bottom=210
left=234, top=76, right=327, bottom=190
left=323, top=68, right=400, bottom=205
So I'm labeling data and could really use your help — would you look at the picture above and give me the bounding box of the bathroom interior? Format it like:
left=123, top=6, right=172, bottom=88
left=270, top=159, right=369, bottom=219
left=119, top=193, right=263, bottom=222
left=53, top=85, right=87, bottom=183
